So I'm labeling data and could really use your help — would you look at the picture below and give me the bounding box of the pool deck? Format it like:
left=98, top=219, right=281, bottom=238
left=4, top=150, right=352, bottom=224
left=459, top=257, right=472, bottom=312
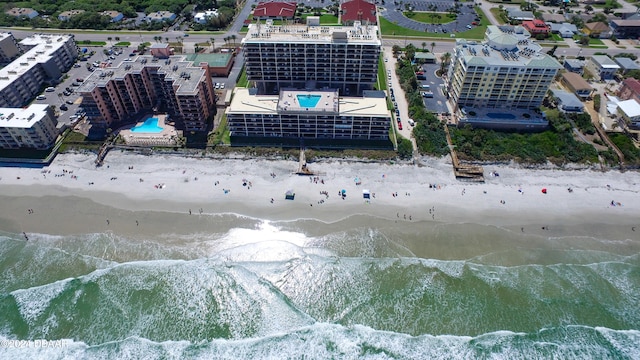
left=120, top=114, right=180, bottom=146
left=278, top=89, right=339, bottom=113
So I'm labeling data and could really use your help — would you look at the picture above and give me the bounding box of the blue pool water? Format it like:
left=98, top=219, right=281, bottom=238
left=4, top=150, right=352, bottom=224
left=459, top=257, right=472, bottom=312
left=297, top=95, right=321, bottom=108
left=486, top=113, right=516, bottom=120
left=131, top=118, right=163, bottom=133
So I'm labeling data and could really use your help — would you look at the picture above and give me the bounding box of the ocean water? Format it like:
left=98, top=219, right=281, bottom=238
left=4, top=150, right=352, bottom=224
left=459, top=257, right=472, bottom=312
left=1, top=215, right=639, bottom=359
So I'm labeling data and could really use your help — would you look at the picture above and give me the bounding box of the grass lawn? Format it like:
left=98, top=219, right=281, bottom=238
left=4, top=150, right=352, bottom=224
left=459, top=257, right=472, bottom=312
left=78, top=40, right=107, bottom=46
left=489, top=8, right=506, bottom=25
left=377, top=57, right=388, bottom=91
left=403, top=12, right=457, bottom=24
left=114, top=41, right=131, bottom=46
left=209, top=114, right=230, bottom=145
left=589, top=38, right=605, bottom=45
left=237, top=66, right=248, bottom=88
left=550, top=33, right=564, bottom=41
left=302, top=13, right=339, bottom=24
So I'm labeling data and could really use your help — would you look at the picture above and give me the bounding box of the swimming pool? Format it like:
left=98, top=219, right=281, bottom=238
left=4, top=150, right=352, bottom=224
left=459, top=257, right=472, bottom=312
left=131, top=118, right=163, bottom=133
left=297, top=94, right=321, bottom=108
left=486, top=113, right=516, bottom=120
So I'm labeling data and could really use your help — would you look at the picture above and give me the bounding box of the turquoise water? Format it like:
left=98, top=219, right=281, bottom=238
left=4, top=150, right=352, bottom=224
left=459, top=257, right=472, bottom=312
left=1, top=215, right=639, bottom=359
left=297, top=95, right=321, bottom=108
left=131, top=118, right=162, bottom=133
left=486, top=113, right=516, bottom=119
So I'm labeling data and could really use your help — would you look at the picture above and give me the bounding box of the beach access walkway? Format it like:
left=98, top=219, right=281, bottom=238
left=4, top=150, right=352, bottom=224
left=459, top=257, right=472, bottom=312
left=443, top=124, right=484, bottom=182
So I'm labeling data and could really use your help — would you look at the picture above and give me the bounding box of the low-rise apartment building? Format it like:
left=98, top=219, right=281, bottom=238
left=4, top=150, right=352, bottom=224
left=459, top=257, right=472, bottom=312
left=0, top=32, right=20, bottom=63
left=0, top=34, right=77, bottom=108
left=0, top=104, right=58, bottom=149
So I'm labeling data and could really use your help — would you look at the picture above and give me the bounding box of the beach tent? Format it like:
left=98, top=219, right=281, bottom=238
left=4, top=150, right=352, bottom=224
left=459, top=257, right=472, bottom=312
left=363, top=189, right=370, bottom=199
left=285, top=190, right=295, bottom=200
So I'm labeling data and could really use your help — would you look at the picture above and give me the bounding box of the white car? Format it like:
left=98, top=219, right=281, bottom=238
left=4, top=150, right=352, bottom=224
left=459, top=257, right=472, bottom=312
left=36, top=95, right=46, bottom=100
left=214, top=83, right=220, bottom=89
left=220, top=83, right=225, bottom=89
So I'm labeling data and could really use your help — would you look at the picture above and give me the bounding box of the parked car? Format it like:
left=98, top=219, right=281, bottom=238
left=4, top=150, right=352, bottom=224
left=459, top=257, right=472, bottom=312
left=76, top=78, right=84, bottom=82
left=397, top=122, right=402, bottom=130
left=71, top=82, right=80, bottom=86
left=66, top=100, right=74, bottom=105
left=36, top=95, right=46, bottom=100
left=45, top=87, right=55, bottom=92
left=59, top=104, right=68, bottom=111
left=408, top=119, right=415, bottom=126
left=73, top=63, right=81, bottom=68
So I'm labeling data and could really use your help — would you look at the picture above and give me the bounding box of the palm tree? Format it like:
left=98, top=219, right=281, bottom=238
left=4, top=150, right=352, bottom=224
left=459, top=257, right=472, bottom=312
left=430, top=42, right=436, bottom=53
left=231, top=34, right=237, bottom=46
left=440, top=52, right=451, bottom=75
left=421, top=42, right=426, bottom=51
left=165, top=37, right=169, bottom=43
left=210, top=37, right=215, bottom=52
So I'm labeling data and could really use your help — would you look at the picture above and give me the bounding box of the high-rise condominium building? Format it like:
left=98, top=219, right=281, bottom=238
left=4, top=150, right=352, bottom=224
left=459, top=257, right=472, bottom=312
left=447, top=25, right=561, bottom=112
left=77, top=55, right=216, bottom=133
left=242, top=21, right=381, bottom=95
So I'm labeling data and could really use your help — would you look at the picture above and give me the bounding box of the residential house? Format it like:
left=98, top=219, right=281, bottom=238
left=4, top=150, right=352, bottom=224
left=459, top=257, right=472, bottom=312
left=541, top=14, right=566, bottom=23
left=58, top=10, right=85, bottom=21
left=586, top=55, right=620, bottom=80
left=506, top=8, right=534, bottom=21
left=617, top=78, right=640, bottom=103
left=252, top=1, right=297, bottom=21
left=101, top=11, right=124, bottom=23
left=610, top=19, right=640, bottom=39
left=146, top=11, right=176, bottom=23
left=564, top=59, right=585, bottom=75
left=5, top=7, right=39, bottom=19
left=194, top=10, right=218, bottom=24
left=551, top=89, right=584, bottom=113
left=522, top=19, right=550, bottom=37
left=614, top=57, right=640, bottom=74
left=341, top=0, right=377, bottom=25
left=617, top=99, right=640, bottom=128
left=560, top=72, right=593, bottom=99
left=583, top=22, right=612, bottom=38
left=549, top=22, right=578, bottom=38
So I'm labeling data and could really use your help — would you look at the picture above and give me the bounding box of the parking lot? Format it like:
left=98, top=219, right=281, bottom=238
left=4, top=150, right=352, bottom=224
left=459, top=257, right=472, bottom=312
left=32, top=45, right=133, bottom=126
left=379, top=1, right=479, bottom=35
left=419, top=62, right=449, bottom=114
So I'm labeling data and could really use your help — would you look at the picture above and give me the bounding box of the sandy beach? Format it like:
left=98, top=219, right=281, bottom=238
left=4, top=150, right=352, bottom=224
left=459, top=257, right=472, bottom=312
left=0, top=151, right=639, bottom=237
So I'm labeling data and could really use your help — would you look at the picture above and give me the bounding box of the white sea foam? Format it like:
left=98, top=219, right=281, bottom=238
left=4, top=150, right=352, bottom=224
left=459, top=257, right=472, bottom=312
left=11, top=278, right=73, bottom=323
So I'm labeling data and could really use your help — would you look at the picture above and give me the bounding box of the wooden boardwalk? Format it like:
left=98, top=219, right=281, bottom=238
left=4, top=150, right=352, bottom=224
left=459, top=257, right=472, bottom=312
left=443, top=125, right=485, bottom=182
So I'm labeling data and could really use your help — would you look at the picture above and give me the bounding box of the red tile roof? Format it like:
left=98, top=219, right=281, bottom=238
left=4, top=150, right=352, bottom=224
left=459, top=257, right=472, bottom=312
left=341, top=0, right=376, bottom=24
left=253, top=1, right=297, bottom=18
left=522, top=19, right=549, bottom=34
left=622, top=78, right=640, bottom=95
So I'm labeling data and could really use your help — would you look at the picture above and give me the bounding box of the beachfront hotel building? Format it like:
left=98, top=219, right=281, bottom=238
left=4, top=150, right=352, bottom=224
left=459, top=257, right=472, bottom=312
left=242, top=20, right=381, bottom=95
left=446, top=25, right=562, bottom=130
left=0, top=33, right=77, bottom=108
left=77, top=55, right=216, bottom=134
left=0, top=104, right=58, bottom=149
left=226, top=88, right=391, bottom=148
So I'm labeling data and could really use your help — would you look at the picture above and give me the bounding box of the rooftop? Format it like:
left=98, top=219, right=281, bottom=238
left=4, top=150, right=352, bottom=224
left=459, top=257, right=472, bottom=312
left=562, top=72, right=592, bottom=90
left=76, top=55, right=208, bottom=95
left=253, top=1, right=297, bottom=18
left=0, top=104, right=50, bottom=128
left=591, top=55, right=620, bottom=69
left=0, top=34, right=74, bottom=93
left=185, top=53, right=233, bottom=67
left=551, top=89, right=584, bottom=109
left=454, top=26, right=561, bottom=69
left=242, top=21, right=381, bottom=45
left=618, top=99, right=640, bottom=117
left=341, top=0, right=377, bottom=24
left=227, top=88, right=389, bottom=117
